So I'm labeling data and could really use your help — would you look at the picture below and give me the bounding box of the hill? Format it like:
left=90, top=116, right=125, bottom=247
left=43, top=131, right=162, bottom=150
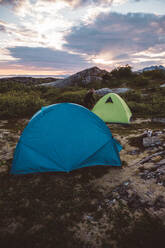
left=0, top=76, right=58, bottom=85
left=41, top=66, right=108, bottom=87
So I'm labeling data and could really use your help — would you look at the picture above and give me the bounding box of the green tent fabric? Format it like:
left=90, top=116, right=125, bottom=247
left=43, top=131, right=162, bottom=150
left=92, top=93, right=132, bottom=124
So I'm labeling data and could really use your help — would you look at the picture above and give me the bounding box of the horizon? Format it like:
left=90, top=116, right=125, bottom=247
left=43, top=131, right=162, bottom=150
left=0, top=64, right=164, bottom=79
left=0, top=0, right=165, bottom=76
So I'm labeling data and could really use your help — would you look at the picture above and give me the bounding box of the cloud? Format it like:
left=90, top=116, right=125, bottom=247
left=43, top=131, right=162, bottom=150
left=0, top=24, right=6, bottom=32
left=1, top=0, right=165, bottom=72
left=6, top=46, right=92, bottom=71
left=0, top=0, right=24, bottom=8
left=64, top=12, right=165, bottom=68
left=0, top=0, right=115, bottom=9
left=40, top=0, right=114, bottom=7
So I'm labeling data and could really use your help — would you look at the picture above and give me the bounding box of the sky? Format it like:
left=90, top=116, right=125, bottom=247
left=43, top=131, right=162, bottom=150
left=0, top=0, right=165, bottom=76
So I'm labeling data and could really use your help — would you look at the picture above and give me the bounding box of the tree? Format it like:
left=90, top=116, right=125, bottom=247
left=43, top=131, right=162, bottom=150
left=110, top=64, right=133, bottom=79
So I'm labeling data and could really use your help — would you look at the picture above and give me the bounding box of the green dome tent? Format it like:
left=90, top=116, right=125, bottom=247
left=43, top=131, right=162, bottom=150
left=92, top=93, right=132, bottom=124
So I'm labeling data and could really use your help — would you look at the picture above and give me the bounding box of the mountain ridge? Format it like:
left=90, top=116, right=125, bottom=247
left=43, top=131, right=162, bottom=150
left=138, top=65, right=165, bottom=72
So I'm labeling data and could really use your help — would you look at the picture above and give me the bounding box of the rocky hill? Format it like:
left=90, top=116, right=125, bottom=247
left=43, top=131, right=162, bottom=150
left=41, top=66, right=108, bottom=87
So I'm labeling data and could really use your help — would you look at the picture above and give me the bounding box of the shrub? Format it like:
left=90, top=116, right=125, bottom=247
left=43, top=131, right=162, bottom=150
left=121, top=90, right=142, bottom=102
left=143, top=69, right=165, bottom=80
left=0, top=91, right=47, bottom=119
left=55, top=89, right=87, bottom=106
left=110, top=65, right=133, bottom=79
left=133, top=75, right=150, bottom=87
left=127, top=101, right=150, bottom=115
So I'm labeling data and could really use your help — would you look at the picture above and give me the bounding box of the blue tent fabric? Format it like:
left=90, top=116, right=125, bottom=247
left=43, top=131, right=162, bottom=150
left=11, top=103, right=122, bottom=174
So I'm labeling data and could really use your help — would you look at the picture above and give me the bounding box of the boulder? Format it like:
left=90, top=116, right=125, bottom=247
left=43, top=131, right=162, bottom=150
left=95, top=88, right=112, bottom=96
left=95, top=87, right=131, bottom=96
left=160, top=83, right=165, bottom=88
left=111, top=88, right=130, bottom=94
left=152, top=118, right=165, bottom=124
left=143, top=136, right=162, bottom=147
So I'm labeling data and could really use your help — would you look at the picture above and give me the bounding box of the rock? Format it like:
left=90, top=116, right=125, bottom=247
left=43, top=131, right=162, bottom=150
left=134, top=151, right=165, bottom=166
left=3, top=131, right=10, bottom=137
left=139, top=162, right=155, bottom=171
left=123, top=181, right=130, bottom=186
left=95, top=88, right=112, bottom=96
left=155, top=159, right=165, bottom=166
left=154, top=131, right=163, bottom=136
left=151, top=156, right=162, bottom=162
left=160, top=83, right=165, bottom=88
left=156, top=173, right=165, bottom=183
left=152, top=118, right=165, bottom=124
left=7, top=222, right=22, bottom=234
left=143, top=136, right=162, bottom=147
left=95, top=87, right=131, bottom=95
left=111, top=88, right=130, bottom=94
left=143, top=129, right=153, bottom=137
left=41, top=66, right=108, bottom=87
left=141, top=171, right=156, bottom=180
left=128, top=149, right=140, bottom=155
left=157, top=166, right=165, bottom=174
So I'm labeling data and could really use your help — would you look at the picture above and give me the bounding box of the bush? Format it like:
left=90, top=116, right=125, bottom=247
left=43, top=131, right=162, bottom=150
left=110, top=65, right=133, bottom=79
left=127, top=101, right=150, bottom=115
left=143, top=69, right=165, bottom=80
left=121, top=90, right=142, bottom=102
left=128, top=99, right=165, bottom=117
left=0, top=91, right=47, bottom=119
left=55, top=89, right=87, bottom=106
left=132, top=75, right=150, bottom=87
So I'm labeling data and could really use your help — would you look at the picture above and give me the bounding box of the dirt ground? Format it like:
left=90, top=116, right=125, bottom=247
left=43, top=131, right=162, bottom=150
left=0, top=119, right=165, bottom=248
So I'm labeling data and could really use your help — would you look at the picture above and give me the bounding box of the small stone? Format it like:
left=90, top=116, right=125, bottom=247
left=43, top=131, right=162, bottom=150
left=112, top=199, right=116, bottom=204
left=86, top=215, right=93, bottom=220
left=157, top=182, right=163, bottom=186
left=123, top=181, right=130, bottom=186
left=7, top=222, right=22, bottom=234
left=128, top=149, right=140, bottom=155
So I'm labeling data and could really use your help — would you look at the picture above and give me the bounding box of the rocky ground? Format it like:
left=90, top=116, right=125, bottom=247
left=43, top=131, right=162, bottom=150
left=0, top=118, right=165, bottom=248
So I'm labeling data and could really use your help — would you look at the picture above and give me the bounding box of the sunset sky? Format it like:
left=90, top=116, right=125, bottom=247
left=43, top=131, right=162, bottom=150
left=0, top=0, right=165, bottom=76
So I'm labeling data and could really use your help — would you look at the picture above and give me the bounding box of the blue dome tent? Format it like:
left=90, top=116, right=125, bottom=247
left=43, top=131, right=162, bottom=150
left=11, top=103, right=122, bottom=175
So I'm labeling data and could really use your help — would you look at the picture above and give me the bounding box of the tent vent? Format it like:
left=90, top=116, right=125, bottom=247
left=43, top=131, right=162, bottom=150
left=106, top=97, right=113, bottom=103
